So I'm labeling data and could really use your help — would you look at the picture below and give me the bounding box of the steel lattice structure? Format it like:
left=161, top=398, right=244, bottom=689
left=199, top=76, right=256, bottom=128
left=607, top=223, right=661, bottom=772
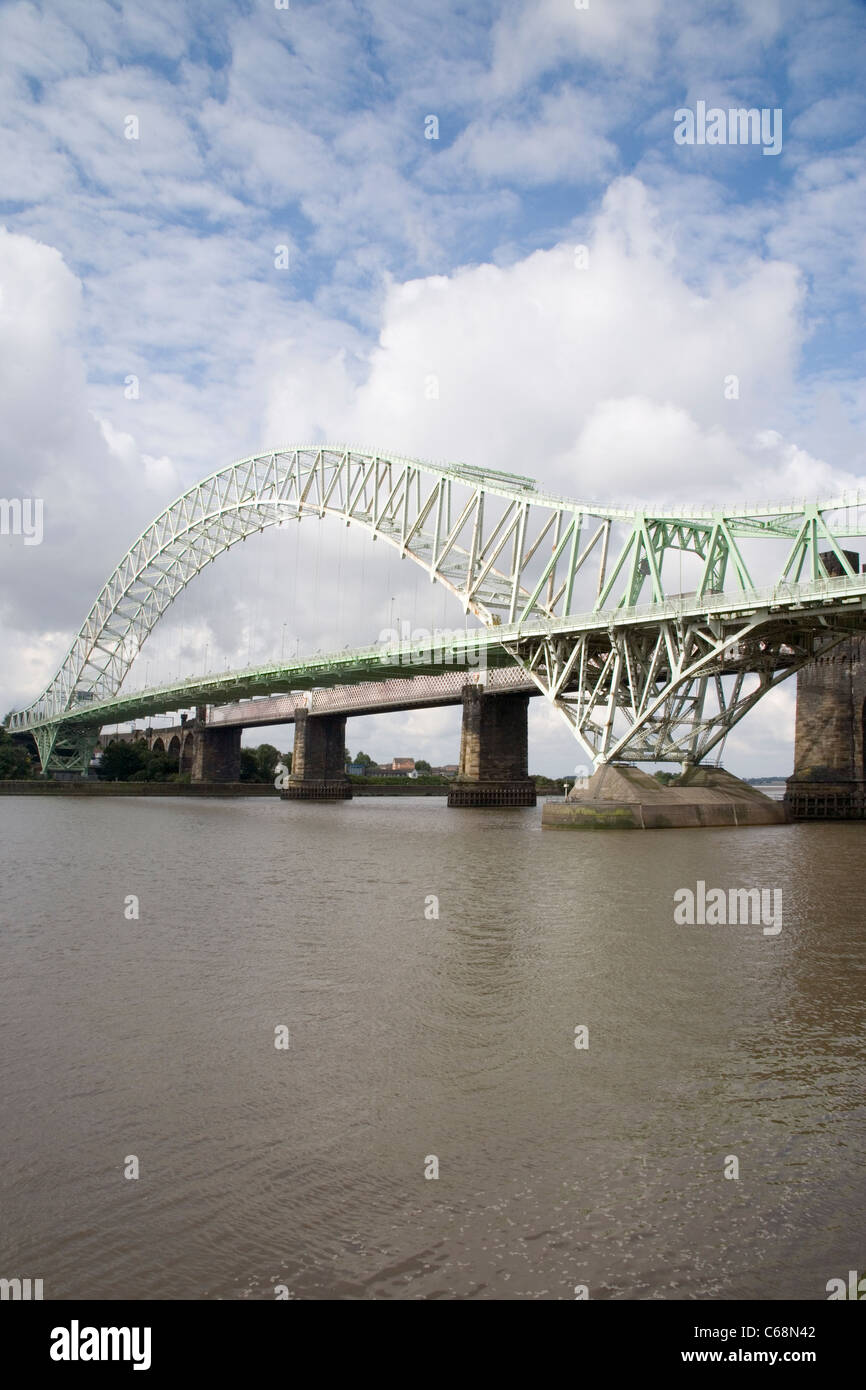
left=9, top=444, right=866, bottom=773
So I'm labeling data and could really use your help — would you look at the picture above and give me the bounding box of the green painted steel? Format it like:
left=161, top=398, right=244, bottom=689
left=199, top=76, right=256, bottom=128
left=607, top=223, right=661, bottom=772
left=8, top=444, right=866, bottom=772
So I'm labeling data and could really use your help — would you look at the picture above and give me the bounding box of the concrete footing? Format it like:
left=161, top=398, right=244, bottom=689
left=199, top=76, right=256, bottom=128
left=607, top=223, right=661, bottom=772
left=542, top=764, right=790, bottom=830
left=280, top=780, right=353, bottom=801
left=784, top=779, right=866, bottom=819
left=447, top=779, right=536, bottom=807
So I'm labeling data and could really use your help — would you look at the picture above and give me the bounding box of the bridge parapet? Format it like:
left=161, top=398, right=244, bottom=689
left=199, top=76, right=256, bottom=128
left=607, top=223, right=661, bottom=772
left=207, top=665, right=535, bottom=728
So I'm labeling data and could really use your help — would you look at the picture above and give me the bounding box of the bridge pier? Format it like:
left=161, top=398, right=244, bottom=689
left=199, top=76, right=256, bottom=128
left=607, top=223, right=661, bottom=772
left=281, top=709, right=352, bottom=801
left=191, top=722, right=242, bottom=782
left=447, top=685, right=536, bottom=807
left=785, top=635, right=866, bottom=819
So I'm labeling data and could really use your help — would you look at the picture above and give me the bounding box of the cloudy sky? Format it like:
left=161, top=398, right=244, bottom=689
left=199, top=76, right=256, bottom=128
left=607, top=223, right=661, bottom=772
left=1, top=0, right=865, bottom=775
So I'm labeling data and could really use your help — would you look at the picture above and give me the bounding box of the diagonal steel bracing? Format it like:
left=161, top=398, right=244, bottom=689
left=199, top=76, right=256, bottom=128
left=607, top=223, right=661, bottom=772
left=8, top=444, right=866, bottom=772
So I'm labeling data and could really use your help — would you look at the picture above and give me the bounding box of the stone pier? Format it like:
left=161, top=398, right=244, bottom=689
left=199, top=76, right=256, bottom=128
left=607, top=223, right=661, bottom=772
left=447, top=685, right=536, bottom=807
left=281, top=709, right=352, bottom=801
left=191, top=721, right=242, bottom=782
left=785, top=635, right=866, bottom=818
left=784, top=546, right=866, bottom=819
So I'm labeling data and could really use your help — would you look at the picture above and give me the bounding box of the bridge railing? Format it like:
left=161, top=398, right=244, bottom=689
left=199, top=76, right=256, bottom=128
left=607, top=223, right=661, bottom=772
left=11, top=569, right=866, bottom=734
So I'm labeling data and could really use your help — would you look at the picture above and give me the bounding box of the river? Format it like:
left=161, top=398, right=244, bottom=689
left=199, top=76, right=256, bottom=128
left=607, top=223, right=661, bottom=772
left=1, top=796, right=863, bottom=1300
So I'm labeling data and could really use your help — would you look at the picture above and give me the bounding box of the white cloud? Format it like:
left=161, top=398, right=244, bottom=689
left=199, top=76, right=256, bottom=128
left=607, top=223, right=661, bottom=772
left=2, top=0, right=865, bottom=777
left=0, top=228, right=180, bottom=670
left=485, top=0, right=665, bottom=99
left=299, top=177, right=841, bottom=512
left=448, top=87, right=618, bottom=186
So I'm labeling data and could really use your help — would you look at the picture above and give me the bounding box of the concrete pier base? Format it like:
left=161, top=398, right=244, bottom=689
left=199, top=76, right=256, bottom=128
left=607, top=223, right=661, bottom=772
left=542, top=764, right=789, bottom=830
left=784, top=779, right=866, bottom=819
left=447, top=685, right=536, bottom=808
left=282, top=709, right=352, bottom=802
left=280, top=780, right=353, bottom=801
left=448, top=780, right=537, bottom=807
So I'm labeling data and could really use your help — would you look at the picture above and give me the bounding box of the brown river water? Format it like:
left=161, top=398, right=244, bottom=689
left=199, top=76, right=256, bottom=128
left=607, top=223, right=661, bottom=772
left=1, top=795, right=863, bottom=1300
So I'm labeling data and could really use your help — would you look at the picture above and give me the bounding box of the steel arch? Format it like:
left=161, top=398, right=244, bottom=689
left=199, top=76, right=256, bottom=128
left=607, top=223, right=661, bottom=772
left=9, top=444, right=866, bottom=775
left=10, top=446, right=552, bottom=729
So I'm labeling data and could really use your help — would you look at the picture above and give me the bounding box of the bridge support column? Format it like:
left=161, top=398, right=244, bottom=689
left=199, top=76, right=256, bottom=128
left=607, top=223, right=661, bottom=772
left=36, top=725, right=99, bottom=778
left=191, top=724, right=242, bottom=782
left=448, top=685, right=536, bottom=807
left=785, top=635, right=866, bottom=819
left=282, top=710, right=352, bottom=801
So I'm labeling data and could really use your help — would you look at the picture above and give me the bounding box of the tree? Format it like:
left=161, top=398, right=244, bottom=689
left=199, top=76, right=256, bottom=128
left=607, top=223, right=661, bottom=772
left=238, top=743, right=283, bottom=782
left=146, top=748, right=177, bottom=781
left=414, top=759, right=432, bottom=773
left=352, top=751, right=376, bottom=769
left=0, top=724, right=35, bottom=779
left=98, top=741, right=147, bottom=781
left=255, top=744, right=281, bottom=780
left=239, top=748, right=260, bottom=781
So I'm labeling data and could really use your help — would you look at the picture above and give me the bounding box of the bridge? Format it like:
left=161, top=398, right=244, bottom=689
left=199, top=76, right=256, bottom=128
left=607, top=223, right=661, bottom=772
left=9, top=445, right=866, bottom=812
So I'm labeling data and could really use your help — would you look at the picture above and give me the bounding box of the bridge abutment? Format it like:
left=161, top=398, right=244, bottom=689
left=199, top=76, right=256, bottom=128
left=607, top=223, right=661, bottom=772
left=447, top=685, right=536, bottom=807
left=281, top=709, right=352, bottom=801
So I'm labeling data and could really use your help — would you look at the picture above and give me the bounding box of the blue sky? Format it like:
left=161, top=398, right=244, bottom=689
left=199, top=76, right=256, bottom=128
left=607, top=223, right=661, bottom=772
left=1, top=0, right=865, bottom=774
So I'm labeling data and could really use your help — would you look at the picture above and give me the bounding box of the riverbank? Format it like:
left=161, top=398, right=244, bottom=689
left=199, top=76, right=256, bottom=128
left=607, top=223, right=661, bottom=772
left=0, top=779, right=453, bottom=797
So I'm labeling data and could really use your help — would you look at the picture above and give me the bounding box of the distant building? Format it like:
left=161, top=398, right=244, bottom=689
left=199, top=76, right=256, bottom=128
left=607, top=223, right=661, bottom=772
left=347, top=762, right=367, bottom=776
left=391, top=757, right=415, bottom=772
left=434, top=764, right=458, bottom=775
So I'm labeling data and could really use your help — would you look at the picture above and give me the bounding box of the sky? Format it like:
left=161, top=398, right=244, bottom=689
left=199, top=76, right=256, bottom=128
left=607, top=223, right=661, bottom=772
left=1, top=0, right=865, bottom=775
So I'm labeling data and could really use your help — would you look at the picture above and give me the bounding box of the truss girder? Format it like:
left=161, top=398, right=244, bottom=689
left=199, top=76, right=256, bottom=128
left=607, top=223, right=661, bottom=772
left=504, top=610, right=866, bottom=767
left=8, top=446, right=866, bottom=773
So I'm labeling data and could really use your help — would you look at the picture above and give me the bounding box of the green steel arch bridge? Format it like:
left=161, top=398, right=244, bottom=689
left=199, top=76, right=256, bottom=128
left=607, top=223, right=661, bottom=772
left=9, top=444, right=866, bottom=775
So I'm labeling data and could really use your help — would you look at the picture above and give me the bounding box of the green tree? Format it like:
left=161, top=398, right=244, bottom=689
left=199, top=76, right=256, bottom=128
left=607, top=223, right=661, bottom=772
left=239, top=748, right=260, bottom=781
left=145, top=748, right=177, bottom=781
left=352, top=751, right=376, bottom=769
left=238, top=743, right=283, bottom=782
left=0, top=723, right=35, bottom=779
left=255, top=744, right=281, bottom=781
left=98, top=741, right=147, bottom=781
left=414, top=759, right=431, bottom=773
